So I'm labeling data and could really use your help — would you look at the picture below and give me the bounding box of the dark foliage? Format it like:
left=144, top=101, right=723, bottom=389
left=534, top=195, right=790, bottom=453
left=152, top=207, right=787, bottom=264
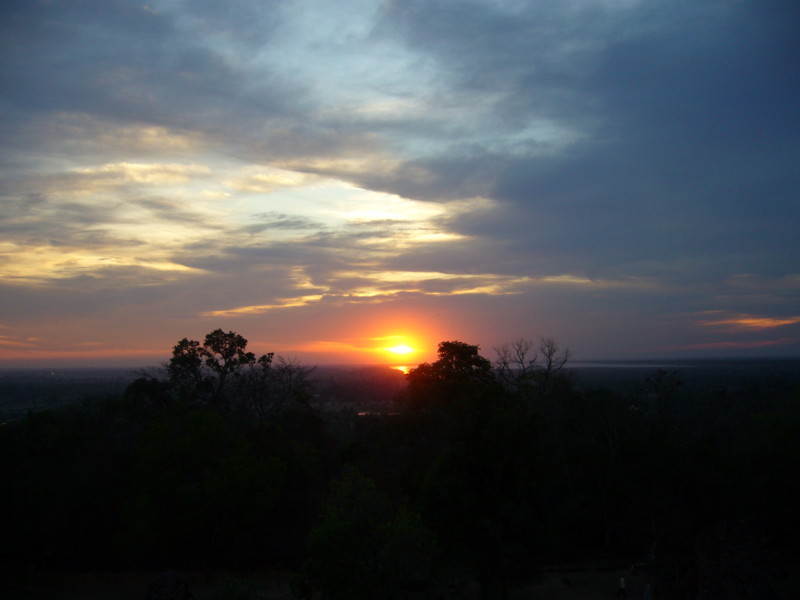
left=0, top=331, right=331, bottom=571
left=1, top=333, right=798, bottom=600
left=297, top=467, right=439, bottom=600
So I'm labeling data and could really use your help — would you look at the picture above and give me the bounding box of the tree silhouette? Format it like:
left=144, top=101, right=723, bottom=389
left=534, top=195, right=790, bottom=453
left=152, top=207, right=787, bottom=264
left=164, top=329, right=318, bottom=414
left=402, top=340, right=495, bottom=414
left=202, top=329, right=257, bottom=401
left=400, top=341, right=543, bottom=599
left=494, top=337, right=571, bottom=408
left=167, top=337, right=208, bottom=400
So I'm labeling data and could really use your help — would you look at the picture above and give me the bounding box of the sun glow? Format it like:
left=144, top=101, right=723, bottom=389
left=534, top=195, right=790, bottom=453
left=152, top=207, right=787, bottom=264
left=387, top=344, right=415, bottom=355
left=372, top=334, right=426, bottom=371
left=385, top=343, right=416, bottom=375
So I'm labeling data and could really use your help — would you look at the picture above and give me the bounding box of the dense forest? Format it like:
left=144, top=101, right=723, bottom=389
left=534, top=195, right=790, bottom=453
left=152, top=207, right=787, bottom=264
left=1, top=330, right=799, bottom=599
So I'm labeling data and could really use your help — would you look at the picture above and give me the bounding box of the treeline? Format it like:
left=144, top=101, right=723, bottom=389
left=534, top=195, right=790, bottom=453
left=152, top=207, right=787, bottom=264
left=1, top=332, right=798, bottom=599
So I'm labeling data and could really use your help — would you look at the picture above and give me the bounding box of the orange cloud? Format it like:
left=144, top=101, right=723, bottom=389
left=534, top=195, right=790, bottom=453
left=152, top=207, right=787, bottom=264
left=0, top=336, right=39, bottom=348
left=700, top=314, right=800, bottom=330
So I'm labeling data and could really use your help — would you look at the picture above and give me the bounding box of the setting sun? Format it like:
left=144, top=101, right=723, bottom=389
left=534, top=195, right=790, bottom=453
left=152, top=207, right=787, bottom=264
left=372, top=334, right=424, bottom=361
left=387, top=344, right=415, bottom=355
left=375, top=335, right=425, bottom=371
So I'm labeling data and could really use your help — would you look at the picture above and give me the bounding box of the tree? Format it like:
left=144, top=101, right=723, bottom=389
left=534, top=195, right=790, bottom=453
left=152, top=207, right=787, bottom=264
left=164, top=329, right=318, bottom=414
left=166, top=329, right=259, bottom=408
left=167, top=337, right=208, bottom=400
left=401, top=341, right=542, bottom=599
left=493, top=337, right=570, bottom=405
left=402, top=341, right=495, bottom=414
left=238, top=354, right=317, bottom=417
left=298, top=468, right=439, bottom=600
left=202, top=329, right=257, bottom=401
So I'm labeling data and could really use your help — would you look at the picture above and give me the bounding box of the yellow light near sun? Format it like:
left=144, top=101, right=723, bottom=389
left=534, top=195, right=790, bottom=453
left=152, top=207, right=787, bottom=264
left=370, top=330, right=432, bottom=369
left=387, top=344, right=415, bottom=355
left=380, top=339, right=417, bottom=373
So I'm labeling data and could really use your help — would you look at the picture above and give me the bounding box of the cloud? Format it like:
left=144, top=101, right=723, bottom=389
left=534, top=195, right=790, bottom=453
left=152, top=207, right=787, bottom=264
left=72, top=162, right=212, bottom=186
left=227, top=171, right=312, bottom=194
left=362, top=0, right=800, bottom=281
left=201, top=295, right=326, bottom=318
left=699, top=313, right=800, bottom=331
left=0, top=0, right=798, bottom=363
left=0, top=335, right=38, bottom=349
left=237, top=213, right=324, bottom=234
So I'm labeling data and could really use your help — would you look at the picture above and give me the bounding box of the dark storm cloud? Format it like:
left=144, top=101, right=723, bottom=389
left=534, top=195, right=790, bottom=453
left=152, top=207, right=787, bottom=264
left=372, top=0, right=800, bottom=280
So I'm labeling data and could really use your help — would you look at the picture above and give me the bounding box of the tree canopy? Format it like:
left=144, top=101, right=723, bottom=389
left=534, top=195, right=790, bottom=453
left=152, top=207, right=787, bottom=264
left=402, top=340, right=496, bottom=414
left=163, top=329, right=313, bottom=413
left=1, top=332, right=797, bottom=599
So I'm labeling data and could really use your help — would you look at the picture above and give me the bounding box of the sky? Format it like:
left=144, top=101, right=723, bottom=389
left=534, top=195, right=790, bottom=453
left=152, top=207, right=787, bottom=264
left=1, top=0, right=799, bottom=368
